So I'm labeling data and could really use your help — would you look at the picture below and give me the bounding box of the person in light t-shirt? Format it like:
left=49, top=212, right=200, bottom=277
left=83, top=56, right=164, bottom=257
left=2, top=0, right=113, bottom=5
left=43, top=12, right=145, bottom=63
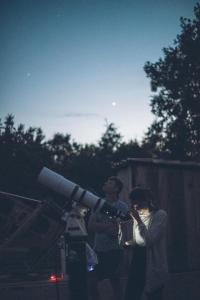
left=88, top=176, right=128, bottom=300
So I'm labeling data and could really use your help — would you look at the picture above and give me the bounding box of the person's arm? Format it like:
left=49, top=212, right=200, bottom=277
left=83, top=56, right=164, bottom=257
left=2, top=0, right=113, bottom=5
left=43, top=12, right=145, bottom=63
left=136, top=210, right=167, bottom=247
left=88, top=213, right=108, bottom=233
left=88, top=213, right=118, bottom=235
left=133, top=210, right=167, bottom=247
left=120, top=219, right=134, bottom=246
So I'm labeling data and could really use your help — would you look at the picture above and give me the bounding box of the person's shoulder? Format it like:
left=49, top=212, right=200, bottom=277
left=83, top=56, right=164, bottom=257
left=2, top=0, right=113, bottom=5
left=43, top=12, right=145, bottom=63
left=116, top=199, right=129, bottom=211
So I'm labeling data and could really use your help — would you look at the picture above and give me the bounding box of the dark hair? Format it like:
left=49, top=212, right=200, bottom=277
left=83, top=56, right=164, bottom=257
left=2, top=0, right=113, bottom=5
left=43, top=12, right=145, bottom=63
left=129, top=187, right=158, bottom=211
left=109, top=176, right=123, bottom=195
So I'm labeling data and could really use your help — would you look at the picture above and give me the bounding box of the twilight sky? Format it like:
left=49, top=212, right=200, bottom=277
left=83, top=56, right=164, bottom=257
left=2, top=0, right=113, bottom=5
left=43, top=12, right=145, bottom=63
left=0, top=0, right=197, bottom=144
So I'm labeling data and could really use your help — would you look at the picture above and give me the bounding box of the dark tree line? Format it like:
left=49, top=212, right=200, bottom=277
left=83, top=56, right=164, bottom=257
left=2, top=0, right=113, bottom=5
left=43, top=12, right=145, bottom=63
left=0, top=115, right=149, bottom=198
left=0, top=3, right=200, bottom=199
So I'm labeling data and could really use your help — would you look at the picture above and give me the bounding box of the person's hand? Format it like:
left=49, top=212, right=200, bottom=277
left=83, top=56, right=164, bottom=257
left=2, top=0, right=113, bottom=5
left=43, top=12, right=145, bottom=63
left=130, top=209, right=142, bottom=223
left=123, top=240, right=133, bottom=248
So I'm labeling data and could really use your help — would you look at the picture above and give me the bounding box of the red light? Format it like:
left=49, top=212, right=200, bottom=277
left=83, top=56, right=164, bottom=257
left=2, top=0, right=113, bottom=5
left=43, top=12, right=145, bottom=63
left=49, top=273, right=64, bottom=282
left=49, top=274, right=57, bottom=281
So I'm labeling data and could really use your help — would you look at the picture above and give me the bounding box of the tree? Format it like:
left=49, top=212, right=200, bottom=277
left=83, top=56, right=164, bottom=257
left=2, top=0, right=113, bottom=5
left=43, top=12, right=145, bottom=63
left=61, top=123, right=123, bottom=195
left=144, top=3, right=200, bottom=160
left=0, top=115, right=52, bottom=196
left=98, top=122, right=123, bottom=155
left=0, top=115, right=148, bottom=198
left=62, top=123, right=124, bottom=195
left=47, top=133, right=74, bottom=166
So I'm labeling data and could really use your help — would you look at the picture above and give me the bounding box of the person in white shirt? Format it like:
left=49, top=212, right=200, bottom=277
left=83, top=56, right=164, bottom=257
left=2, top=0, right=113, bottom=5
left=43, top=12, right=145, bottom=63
left=124, top=187, right=168, bottom=300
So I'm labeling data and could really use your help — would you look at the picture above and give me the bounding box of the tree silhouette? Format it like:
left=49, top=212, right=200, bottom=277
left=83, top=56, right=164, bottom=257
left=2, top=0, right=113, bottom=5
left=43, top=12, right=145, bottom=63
left=47, top=133, right=74, bottom=167
left=144, top=3, right=200, bottom=160
left=99, top=122, right=123, bottom=154
left=0, top=114, right=52, bottom=197
left=0, top=115, right=150, bottom=198
left=60, top=123, right=124, bottom=195
left=114, top=139, right=151, bottom=162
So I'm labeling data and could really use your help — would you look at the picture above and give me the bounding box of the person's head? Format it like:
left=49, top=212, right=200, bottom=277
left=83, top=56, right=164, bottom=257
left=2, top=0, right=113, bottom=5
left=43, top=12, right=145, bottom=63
left=102, top=176, right=123, bottom=196
left=129, top=187, right=157, bottom=211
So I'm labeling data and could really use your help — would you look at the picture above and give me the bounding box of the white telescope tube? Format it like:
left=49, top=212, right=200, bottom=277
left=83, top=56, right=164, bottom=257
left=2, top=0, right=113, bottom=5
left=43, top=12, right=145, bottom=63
left=38, top=167, right=106, bottom=212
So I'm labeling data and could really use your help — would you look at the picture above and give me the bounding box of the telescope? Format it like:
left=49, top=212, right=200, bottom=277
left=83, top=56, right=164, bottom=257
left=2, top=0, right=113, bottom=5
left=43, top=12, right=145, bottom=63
left=38, top=167, right=130, bottom=221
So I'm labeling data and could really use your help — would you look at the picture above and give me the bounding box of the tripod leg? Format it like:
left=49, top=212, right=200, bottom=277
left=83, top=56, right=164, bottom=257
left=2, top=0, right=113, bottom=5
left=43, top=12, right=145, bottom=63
left=67, top=239, right=88, bottom=300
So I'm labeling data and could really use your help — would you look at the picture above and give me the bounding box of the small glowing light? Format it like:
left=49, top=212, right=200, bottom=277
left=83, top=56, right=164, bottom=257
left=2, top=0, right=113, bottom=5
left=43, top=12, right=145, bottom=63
left=26, top=72, right=31, bottom=78
left=87, top=265, right=94, bottom=272
left=49, top=273, right=64, bottom=282
left=49, top=274, right=57, bottom=281
left=111, top=101, right=117, bottom=107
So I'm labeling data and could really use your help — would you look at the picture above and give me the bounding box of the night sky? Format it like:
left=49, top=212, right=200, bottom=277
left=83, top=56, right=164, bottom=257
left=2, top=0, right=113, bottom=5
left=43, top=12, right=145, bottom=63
left=0, top=0, right=197, bottom=144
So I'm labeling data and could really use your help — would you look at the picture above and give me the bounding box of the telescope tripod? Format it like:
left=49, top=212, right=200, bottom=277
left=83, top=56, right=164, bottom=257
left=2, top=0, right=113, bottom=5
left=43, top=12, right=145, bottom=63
left=63, top=210, right=89, bottom=300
